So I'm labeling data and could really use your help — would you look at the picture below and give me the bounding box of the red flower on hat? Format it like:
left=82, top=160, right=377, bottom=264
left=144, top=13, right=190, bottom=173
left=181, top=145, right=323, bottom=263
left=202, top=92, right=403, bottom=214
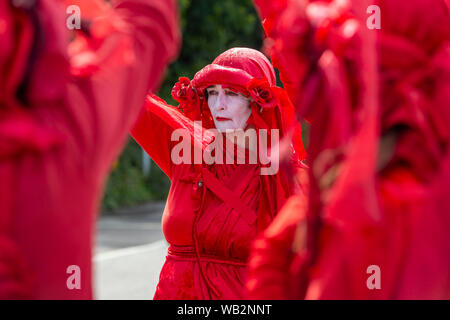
left=171, top=77, right=199, bottom=113
left=247, top=78, right=278, bottom=110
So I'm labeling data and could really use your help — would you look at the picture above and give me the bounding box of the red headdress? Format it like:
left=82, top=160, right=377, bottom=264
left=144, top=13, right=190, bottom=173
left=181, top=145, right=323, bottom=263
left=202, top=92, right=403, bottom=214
left=171, top=47, right=307, bottom=163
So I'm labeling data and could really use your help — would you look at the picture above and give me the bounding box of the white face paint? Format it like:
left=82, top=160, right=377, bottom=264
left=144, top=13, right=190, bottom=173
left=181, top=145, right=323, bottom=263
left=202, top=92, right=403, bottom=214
left=207, top=84, right=251, bottom=132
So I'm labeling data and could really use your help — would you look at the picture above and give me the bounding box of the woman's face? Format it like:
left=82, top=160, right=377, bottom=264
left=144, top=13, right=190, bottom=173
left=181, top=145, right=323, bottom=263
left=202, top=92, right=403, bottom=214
left=207, top=84, right=251, bottom=132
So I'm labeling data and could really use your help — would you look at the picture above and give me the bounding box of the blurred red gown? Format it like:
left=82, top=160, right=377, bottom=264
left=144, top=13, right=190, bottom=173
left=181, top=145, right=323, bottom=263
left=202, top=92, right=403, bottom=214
left=247, top=0, right=450, bottom=299
left=247, top=167, right=450, bottom=299
left=0, top=0, right=179, bottom=299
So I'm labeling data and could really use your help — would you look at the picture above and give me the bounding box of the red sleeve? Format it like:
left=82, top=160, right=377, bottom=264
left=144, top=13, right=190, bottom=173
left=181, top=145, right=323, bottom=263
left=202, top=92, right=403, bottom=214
left=130, top=95, right=191, bottom=179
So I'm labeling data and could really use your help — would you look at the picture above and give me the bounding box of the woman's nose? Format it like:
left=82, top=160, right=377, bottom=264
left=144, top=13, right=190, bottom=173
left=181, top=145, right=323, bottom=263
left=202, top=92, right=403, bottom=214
left=215, top=92, right=227, bottom=110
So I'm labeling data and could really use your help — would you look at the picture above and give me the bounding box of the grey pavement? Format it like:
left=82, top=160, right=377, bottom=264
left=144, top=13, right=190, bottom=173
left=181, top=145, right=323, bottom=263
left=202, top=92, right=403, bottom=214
left=93, top=201, right=168, bottom=300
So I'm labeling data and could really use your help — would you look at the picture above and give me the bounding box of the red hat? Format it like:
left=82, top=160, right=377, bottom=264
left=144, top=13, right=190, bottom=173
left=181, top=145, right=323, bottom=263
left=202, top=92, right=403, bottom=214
left=171, top=47, right=307, bottom=162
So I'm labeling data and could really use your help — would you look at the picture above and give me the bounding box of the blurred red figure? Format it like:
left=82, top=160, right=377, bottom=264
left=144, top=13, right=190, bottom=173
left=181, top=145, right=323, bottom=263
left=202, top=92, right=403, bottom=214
left=0, top=0, right=179, bottom=299
left=131, top=47, right=307, bottom=299
left=247, top=0, right=450, bottom=299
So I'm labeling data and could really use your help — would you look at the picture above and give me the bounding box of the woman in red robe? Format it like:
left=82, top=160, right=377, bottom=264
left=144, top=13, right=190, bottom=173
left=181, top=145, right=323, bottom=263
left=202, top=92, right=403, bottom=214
left=131, top=47, right=307, bottom=299
left=247, top=0, right=450, bottom=299
left=0, top=0, right=179, bottom=299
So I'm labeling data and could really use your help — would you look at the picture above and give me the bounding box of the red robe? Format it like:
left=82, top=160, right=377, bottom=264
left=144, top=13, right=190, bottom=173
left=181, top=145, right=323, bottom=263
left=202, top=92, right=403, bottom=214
left=0, top=0, right=179, bottom=299
left=131, top=47, right=305, bottom=300
left=131, top=95, right=298, bottom=299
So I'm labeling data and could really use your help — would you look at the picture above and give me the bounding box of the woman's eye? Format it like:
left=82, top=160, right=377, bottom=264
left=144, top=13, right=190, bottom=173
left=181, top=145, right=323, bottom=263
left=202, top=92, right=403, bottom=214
left=208, top=90, right=218, bottom=96
left=225, top=90, right=238, bottom=96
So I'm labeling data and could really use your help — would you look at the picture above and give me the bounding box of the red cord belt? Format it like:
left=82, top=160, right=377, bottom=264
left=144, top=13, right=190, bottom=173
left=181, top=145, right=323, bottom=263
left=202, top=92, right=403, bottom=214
left=167, top=245, right=247, bottom=267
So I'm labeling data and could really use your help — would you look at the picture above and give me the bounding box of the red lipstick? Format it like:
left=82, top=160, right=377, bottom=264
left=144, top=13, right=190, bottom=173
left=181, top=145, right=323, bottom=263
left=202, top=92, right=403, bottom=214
left=216, top=117, right=231, bottom=122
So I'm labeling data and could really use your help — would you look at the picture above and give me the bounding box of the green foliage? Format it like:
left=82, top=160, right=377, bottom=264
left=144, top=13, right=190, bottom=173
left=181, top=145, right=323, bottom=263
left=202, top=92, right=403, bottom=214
left=101, top=139, right=171, bottom=212
left=159, top=0, right=263, bottom=103
left=101, top=0, right=263, bottom=213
